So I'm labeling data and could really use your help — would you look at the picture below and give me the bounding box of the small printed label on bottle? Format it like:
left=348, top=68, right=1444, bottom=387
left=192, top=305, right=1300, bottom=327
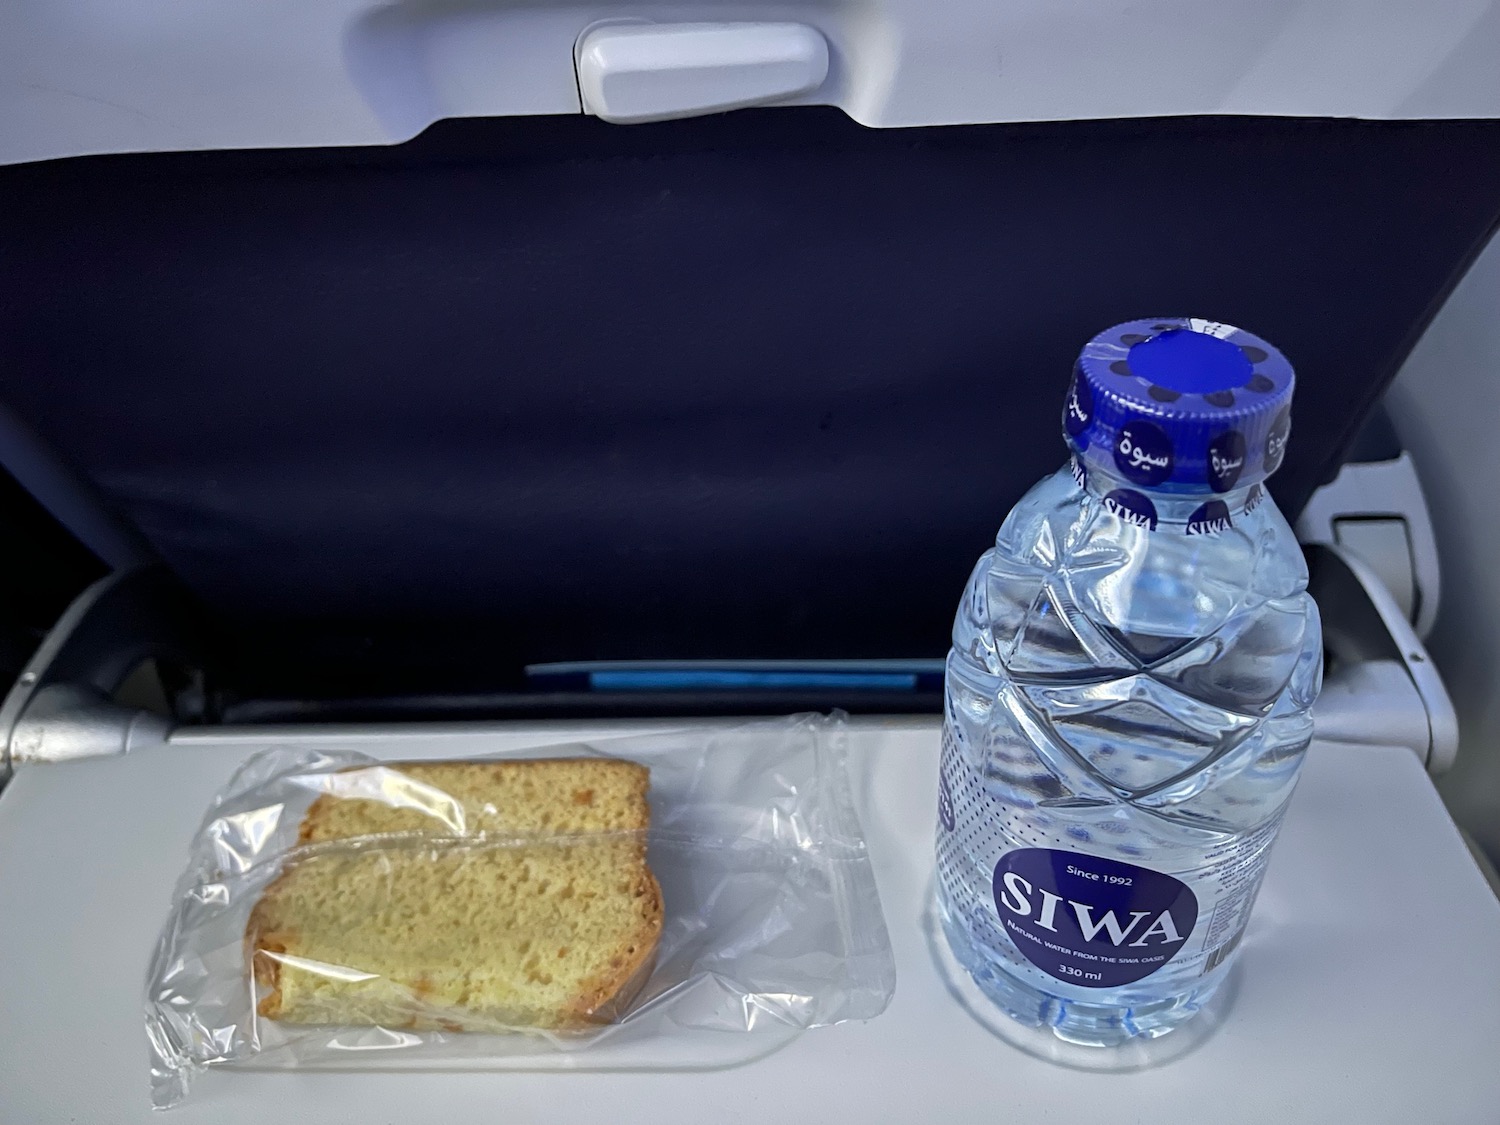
left=1207, top=430, right=1247, bottom=493
left=1065, top=376, right=1095, bottom=439
left=1114, top=421, right=1175, bottom=487
left=1191, top=811, right=1283, bottom=974
left=1102, top=489, right=1158, bottom=531
left=1186, top=500, right=1232, bottom=536
left=1265, top=408, right=1292, bottom=474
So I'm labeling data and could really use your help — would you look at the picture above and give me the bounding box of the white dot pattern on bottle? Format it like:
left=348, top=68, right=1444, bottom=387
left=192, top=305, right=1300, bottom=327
left=936, top=727, right=1015, bottom=951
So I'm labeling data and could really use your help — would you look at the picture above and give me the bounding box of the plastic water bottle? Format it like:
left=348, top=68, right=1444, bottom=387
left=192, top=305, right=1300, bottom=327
left=934, top=318, right=1322, bottom=1049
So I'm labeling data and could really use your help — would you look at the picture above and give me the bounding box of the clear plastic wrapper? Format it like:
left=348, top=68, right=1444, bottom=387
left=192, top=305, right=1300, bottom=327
left=145, top=714, right=894, bottom=1108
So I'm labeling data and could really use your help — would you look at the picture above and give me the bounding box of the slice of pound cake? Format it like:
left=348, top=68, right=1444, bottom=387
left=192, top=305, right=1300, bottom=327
left=247, top=758, right=662, bottom=1031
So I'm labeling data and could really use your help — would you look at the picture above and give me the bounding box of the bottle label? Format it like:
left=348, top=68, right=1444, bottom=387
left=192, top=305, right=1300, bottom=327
left=1102, top=489, right=1158, bottom=531
left=1207, top=430, right=1247, bottom=492
left=1186, top=500, right=1232, bottom=536
left=936, top=725, right=1281, bottom=987
left=992, top=849, right=1197, bottom=987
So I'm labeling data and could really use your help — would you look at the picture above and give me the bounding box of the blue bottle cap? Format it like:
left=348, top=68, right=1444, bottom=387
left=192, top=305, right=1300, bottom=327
left=1063, top=318, right=1294, bottom=493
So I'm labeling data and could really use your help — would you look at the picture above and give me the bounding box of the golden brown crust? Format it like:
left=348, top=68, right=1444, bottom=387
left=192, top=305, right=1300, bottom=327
left=563, top=865, right=665, bottom=1026
left=295, top=801, right=324, bottom=846
left=246, top=889, right=290, bottom=1020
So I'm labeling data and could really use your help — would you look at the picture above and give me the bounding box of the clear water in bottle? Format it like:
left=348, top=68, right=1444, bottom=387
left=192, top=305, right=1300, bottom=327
left=934, top=318, right=1322, bottom=1050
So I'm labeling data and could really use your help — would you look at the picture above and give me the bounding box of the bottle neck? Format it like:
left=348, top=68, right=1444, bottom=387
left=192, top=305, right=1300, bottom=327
left=1069, top=457, right=1269, bottom=533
